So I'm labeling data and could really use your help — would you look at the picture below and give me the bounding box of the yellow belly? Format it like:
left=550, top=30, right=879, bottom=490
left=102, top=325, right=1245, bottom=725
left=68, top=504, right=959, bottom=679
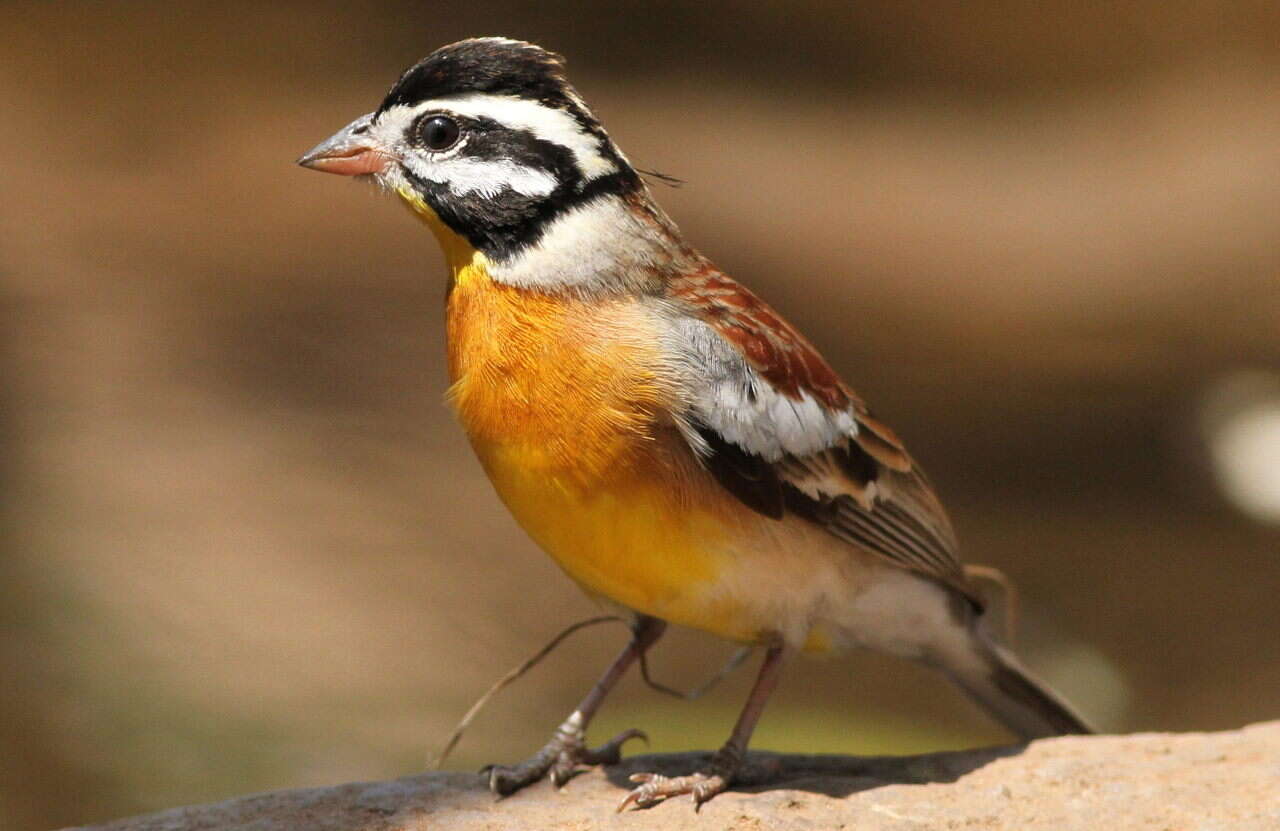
left=475, top=436, right=851, bottom=651
left=474, top=438, right=756, bottom=635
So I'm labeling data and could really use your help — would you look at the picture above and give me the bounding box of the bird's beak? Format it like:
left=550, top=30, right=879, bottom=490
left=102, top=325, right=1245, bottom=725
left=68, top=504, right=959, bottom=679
left=297, top=113, right=391, bottom=176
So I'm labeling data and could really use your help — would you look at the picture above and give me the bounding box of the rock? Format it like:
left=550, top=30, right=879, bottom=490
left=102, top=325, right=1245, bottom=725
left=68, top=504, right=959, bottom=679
left=67, top=722, right=1280, bottom=831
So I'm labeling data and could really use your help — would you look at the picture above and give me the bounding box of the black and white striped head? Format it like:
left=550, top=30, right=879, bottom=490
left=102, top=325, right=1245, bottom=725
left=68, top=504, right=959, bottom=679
left=300, top=38, right=647, bottom=269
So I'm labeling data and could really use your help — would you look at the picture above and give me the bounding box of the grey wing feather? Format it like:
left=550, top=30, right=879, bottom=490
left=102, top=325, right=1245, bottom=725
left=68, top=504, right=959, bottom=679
left=665, top=314, right=970, bottom=597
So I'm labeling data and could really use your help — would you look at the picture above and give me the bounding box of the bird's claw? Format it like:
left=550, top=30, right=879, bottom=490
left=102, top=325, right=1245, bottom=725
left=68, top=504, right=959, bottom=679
left=483, top=726, right=647, bottom=796
left=617, top=770, right=730, bottom=812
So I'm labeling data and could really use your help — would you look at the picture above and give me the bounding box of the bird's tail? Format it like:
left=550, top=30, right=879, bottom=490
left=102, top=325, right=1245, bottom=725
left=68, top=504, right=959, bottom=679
left=940, top=626, right=1094, bottom=740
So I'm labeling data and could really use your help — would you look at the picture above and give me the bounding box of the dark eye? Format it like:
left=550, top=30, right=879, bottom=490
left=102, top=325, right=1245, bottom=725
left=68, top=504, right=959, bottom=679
left=420, top=115, right=460, bottom=151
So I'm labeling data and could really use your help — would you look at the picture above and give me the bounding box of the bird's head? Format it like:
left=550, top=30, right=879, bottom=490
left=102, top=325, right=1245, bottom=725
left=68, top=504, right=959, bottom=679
left=300, top=38, right=671, bottom=287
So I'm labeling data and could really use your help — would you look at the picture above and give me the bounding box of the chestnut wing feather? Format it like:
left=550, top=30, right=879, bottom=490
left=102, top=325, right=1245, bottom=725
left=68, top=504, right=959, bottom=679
left=667, top=267, right=970, bottom=597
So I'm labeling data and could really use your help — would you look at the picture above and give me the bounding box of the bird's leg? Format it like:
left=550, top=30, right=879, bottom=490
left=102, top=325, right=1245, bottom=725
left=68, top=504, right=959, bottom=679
left=619, top=642, right=789, bottom=811
left=484, top=615, right=665, bottom=795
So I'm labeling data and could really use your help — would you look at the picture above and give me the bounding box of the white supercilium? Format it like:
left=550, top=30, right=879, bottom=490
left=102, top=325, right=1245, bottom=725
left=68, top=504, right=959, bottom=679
left=422, top=93, right=618, bottom=181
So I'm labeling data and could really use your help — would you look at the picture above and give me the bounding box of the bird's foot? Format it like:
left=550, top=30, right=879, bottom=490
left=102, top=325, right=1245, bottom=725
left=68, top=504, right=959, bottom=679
left=482, top=714, right=646, bottom=796
left=617, top=747, right=745, bottom=811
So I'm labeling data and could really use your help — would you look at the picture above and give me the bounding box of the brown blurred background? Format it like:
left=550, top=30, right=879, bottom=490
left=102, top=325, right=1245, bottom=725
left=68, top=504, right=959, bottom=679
left=3, top=1, right=1280, bottom=828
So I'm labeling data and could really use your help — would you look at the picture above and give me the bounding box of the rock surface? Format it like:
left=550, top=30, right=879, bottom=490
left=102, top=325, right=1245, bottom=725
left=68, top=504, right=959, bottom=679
left=70, top=722, right=1280, bottom=831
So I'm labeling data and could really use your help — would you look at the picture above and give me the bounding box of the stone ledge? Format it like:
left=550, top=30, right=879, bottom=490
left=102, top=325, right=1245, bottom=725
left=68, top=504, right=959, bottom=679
left=69, top=722, right=1280, bottom=830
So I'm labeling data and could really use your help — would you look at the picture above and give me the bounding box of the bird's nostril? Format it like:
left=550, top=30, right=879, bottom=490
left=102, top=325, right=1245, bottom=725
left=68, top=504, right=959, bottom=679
left=352, top=124, right=369, bottom=135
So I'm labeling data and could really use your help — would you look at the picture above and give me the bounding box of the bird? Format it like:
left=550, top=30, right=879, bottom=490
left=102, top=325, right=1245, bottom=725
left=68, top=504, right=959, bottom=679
left=298, top=37, right=1093, bottom=811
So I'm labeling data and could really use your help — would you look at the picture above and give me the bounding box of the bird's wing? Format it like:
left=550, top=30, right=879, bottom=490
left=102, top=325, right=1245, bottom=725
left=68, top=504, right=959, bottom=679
left=664, top=265, right=971, bottom=598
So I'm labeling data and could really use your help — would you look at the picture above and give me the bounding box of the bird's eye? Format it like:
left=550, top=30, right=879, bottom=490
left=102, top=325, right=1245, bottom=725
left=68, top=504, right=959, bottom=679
left=420, top=115, right=461, bottom=151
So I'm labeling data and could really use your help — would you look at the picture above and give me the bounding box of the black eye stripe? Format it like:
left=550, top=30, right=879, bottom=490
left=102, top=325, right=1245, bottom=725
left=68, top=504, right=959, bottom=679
left=408, top=113, right=584, bottom=183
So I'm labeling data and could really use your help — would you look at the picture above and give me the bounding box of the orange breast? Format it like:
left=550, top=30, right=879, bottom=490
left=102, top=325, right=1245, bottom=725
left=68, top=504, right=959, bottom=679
left=443, top=267, right=758, bottom=629
left=445, top=270, right=669, bottom=484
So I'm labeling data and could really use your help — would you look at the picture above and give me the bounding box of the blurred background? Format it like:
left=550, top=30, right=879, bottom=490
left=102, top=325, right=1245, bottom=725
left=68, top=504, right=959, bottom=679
left=3, top=1, right=1280, bottom=828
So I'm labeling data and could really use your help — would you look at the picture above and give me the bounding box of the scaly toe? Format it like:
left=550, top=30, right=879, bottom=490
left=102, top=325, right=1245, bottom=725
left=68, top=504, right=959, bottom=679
left=617, top=771, right=728, bottom=812
left=692, top=775, right=728, bottom=809
left=616, top=773, right=668, bottom=811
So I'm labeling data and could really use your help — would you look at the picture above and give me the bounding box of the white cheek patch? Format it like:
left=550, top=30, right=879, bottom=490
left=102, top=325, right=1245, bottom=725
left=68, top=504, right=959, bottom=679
left=485, top=196, right=672, bottom=289
left=401, top=154, right=558, bottom=198
left=418, top=93, right=617, bottom=182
